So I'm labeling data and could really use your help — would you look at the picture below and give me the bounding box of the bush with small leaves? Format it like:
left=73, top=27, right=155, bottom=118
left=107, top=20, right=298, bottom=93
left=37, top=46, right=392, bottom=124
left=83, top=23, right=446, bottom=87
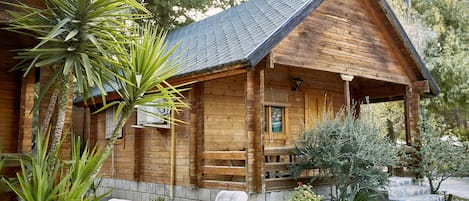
left=290, top=108, right=398, bottom=201
left=288, top=183, right=322, bottom=201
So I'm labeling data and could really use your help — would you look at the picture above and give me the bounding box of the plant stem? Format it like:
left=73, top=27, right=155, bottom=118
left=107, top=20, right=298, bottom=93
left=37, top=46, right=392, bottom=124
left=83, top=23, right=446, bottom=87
left=49, top=73, right=73, bottom=156
left=40, top=81, right=59, bottom=135
left=93, top=107, right=134, bottom=178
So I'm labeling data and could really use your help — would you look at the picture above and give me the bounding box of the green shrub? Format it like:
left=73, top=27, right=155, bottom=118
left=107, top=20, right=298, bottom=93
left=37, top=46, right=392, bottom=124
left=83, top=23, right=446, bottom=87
left=409, top=110, right=469, bottom=194
left=290, top=108, right=397, bottom=201
left=288, top=183, right=322, bottom=201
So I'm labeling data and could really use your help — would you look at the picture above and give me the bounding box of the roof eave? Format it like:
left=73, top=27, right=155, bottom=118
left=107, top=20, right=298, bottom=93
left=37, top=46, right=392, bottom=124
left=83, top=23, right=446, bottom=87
left=172, top=59, right=249, bottom=79
left=377, top=0, right=440, bottom=97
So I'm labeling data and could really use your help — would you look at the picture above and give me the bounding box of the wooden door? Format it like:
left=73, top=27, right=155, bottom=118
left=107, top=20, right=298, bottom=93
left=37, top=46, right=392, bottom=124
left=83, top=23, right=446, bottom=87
left=304, top=92, right=333, bottom=129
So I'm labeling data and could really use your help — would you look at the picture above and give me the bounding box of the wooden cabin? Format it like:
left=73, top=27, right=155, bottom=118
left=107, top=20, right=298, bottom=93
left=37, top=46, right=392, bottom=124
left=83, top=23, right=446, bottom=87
left=73, top=0, right=439, bottom=199
left=0, top=0, right=439, bottom=200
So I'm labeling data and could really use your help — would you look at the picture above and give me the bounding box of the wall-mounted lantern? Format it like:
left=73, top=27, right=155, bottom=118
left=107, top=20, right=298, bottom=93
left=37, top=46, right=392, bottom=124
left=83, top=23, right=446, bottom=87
left=291, top=78, right=303, bottom=91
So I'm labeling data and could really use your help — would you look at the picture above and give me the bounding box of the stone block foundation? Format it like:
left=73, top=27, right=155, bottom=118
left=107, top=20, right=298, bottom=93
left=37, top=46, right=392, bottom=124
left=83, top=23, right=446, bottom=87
left=96, top=178, right=332, bottom=201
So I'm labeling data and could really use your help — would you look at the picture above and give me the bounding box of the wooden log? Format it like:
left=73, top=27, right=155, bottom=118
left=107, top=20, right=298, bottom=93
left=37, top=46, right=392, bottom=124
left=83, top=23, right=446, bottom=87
left=203, top=166, right=246, bottom=176
left=264, top=162, right=291, bottom=172
left=201, top=180, right=246, bottom=191
left=203, top=151, right=246, bottom=160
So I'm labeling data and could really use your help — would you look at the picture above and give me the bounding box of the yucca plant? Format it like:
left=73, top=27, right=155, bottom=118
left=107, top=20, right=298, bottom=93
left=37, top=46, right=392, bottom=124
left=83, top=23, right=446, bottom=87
left=1, top=0, right=150, bottom=154
left=2, top=132, right=108, bottom=201
left=95, top=23, right=189, bottom=156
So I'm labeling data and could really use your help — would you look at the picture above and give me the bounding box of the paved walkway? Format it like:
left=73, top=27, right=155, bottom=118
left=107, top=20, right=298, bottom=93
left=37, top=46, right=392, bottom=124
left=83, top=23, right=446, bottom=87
left=439, top=177, right=469, bottom=199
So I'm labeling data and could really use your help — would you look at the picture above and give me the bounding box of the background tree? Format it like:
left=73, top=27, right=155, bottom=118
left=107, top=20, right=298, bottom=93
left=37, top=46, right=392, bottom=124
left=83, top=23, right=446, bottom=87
left=388, top=0, right=469, bottom=141
left=410, top=110, right=469, bottom=194
left=142, top=0, right=245, bottom=29
left=413, top=0, right=469, bottom=141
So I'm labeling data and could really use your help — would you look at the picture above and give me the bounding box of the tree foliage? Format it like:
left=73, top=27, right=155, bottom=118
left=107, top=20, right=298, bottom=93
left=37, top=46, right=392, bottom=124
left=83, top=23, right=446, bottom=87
left=290, top=109, right=398, bottom=201
left=94, top=23, right=189, bottom=157
left=389, top=0, right=469, bottom=139
left=142, top=0, right=245, bottom=29
left=413, top=0, right=469, bottom=133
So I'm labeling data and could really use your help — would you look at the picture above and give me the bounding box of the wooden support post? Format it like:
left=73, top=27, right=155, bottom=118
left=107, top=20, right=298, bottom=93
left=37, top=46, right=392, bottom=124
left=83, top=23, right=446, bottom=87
left=246, top=67, right=264, bottom=193
left=404, top=86, right=412, bottom=145
left=404, top=84, right=421, bottom=146
left=192, top=83, right=204, bottom=187
left=340, top=74, right=354, bottom=109
left=170, top=109, right=176, bottom=200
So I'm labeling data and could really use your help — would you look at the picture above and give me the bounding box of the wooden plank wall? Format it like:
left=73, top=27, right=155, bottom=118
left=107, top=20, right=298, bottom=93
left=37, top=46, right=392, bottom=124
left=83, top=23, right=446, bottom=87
left=0, top=29, right=36, bottom=155
left=92, top=112, right=137, bottom=180
left=203, top=75, right=247, bottom=151
left=264, top=65, right=344, bottom=146
left=273, top=0, right=412, bottom=86
left=91, top=93, right=192, bottom=185
left=0, top=47, right=21, bottom=154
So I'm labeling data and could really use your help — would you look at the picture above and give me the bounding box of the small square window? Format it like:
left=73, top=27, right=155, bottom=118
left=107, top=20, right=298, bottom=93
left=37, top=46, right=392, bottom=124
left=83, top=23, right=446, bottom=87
left=265, top=106, right=285, bottom=133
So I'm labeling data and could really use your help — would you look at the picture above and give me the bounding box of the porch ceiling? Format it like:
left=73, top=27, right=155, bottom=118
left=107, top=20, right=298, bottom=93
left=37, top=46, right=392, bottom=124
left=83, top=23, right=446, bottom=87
left=352, top=77, right=405, bottom=103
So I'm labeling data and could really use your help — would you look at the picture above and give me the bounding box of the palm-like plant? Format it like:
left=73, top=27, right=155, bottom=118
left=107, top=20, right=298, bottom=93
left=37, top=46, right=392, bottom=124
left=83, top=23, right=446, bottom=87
left=2, top=0, right=150, bottom=153
left=96, top=23, right=189, bottom=156
left=3, top=132, right=109, bottom=201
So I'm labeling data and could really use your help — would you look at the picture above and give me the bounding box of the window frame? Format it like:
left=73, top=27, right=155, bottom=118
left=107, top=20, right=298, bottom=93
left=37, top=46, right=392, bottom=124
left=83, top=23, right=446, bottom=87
left=105, top=105, right=123, bottom=140
left=264, top=104, right=289, bottom=144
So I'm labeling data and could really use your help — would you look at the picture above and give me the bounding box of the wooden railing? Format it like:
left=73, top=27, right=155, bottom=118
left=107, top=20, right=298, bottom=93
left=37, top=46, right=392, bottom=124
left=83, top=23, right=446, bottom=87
left=264, top=147, right=318, bottom=191
left=201, top=151, right=247, bottom=191
left=200, top=148, right=319, bottom=192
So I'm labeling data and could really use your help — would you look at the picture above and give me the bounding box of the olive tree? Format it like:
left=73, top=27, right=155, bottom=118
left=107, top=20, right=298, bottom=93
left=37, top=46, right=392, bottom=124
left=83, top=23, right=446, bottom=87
left=290, top=109, right=398, bottom=201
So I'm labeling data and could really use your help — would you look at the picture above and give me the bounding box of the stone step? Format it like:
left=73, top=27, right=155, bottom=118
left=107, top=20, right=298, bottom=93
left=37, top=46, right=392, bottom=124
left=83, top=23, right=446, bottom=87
left=389, top=194, right=445, bottom=201
left=387, top=185, right=430, bottom=200
left=389, top=177, right=413, bottom=187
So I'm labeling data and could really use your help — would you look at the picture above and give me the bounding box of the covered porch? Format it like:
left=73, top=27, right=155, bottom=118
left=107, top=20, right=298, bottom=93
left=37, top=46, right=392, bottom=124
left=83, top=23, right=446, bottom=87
left=192, top=62, right=426, bottom=193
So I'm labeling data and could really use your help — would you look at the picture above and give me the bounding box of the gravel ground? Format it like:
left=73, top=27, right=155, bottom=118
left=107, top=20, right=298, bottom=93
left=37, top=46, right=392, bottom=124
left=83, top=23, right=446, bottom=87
left=439, top=177, right=469, bottom=199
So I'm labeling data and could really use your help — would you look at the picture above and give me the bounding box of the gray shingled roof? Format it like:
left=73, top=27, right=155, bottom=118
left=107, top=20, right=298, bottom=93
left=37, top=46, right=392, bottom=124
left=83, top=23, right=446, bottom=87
left=75, top=0, right=440, bottom=102
left=166, top=0, right=324, bottom=77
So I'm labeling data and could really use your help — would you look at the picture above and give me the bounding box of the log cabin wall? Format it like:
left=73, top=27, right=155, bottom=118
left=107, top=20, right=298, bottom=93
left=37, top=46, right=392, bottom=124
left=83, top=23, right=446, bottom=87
left=273, top=0, right=416, bottom=86
left=0, top=37, right=22, bottom=155
left=203, top=75, right=247, bottom=152
left=89, top=74, right=247, bottom=186
left=91, top=112, right=137, bottom=181
left=90, top=93, right=192, bottom=185
left=0, top=29, right=37, bottom=155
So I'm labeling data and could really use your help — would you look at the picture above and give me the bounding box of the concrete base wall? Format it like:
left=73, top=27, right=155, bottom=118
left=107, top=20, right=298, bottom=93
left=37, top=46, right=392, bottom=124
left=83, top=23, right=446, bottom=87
left=97, top=178, right=332, bottom=201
